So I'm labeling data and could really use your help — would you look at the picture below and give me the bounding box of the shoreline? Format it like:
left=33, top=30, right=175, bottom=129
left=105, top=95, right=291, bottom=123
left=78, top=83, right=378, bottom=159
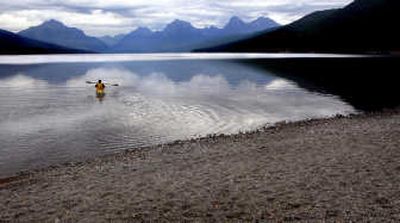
left=1, top=109, right=399, bottom=221
left=0, top=111, right=360, bottom=180
left=0, top=111, right=361, bottom=180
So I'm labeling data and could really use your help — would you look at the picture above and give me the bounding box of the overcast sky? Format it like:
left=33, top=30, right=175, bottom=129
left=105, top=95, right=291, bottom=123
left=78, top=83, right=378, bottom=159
left=0, top=0, right=352, bottom=37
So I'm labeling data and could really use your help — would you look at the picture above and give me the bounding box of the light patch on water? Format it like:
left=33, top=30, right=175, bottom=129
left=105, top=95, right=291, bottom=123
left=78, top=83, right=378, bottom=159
left=0, top=74, right=49, bottom=88
left=0, top=53, right=367, bottom=65
left=265, top=79, right=300, bottom=90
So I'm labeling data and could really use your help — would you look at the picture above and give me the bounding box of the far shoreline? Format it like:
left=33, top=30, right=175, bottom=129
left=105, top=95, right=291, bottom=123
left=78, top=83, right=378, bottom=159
left=0, top=52, right=397, bottom=65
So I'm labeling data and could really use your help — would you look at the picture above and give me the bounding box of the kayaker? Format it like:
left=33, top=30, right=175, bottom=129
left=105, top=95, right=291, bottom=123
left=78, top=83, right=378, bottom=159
left=95, top=80, right=105, bottom=95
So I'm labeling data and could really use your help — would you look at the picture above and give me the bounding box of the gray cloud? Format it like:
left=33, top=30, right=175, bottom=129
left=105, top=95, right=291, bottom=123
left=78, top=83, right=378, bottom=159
left=0, top=0, right=352, bottom=36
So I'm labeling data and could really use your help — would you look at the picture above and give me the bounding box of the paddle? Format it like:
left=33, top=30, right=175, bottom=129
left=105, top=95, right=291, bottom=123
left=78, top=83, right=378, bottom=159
left=86, top=81, right=119, bottom=86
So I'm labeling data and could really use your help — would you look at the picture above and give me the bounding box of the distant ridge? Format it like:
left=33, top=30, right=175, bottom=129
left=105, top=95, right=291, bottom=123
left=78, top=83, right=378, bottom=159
left=0, top=28, right=85, bottom=55
left=198, top=0, right=400, bottom=53
left=111, top=16, right=280, bottom=53
left=18, top=20, right=108, bottom=52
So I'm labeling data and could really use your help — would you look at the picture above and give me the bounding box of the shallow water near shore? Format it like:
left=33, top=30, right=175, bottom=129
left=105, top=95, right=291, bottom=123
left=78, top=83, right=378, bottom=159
left=1, top=53, right=397, bottom=177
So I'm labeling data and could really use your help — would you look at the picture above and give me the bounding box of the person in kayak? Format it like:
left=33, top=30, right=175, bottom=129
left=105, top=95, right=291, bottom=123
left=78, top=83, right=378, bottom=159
left=95, top=80, right=106, bottom=102
left=95, top=80, right=106, bottom=95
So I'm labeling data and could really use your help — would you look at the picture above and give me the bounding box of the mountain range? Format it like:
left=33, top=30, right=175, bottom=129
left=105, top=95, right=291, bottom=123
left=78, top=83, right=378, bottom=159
left=8, top=17, right=279, bottom=53
left=199, top=0, right=400, bottom=53
left=3, top=0, right=398, bottom=55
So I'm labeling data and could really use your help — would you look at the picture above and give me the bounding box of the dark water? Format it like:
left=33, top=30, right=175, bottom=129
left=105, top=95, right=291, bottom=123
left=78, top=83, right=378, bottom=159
left=0, top=54, right=397, bottom=177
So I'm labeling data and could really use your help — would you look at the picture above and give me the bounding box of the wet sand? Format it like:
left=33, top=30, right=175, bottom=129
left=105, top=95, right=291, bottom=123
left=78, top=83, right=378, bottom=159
left=1, top=110, right=399, bottom=222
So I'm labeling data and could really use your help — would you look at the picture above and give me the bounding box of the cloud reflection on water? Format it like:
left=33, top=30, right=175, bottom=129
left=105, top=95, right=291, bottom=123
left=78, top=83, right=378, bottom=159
left=0, top=65, right=356, bottom=137
left=0, top=74, right=49, bottom=88
left=65, top=66, right=355, bottom=135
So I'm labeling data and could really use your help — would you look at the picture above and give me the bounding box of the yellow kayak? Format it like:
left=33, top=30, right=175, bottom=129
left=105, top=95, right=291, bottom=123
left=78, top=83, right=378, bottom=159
left=96, top=89, right=105, bottom=95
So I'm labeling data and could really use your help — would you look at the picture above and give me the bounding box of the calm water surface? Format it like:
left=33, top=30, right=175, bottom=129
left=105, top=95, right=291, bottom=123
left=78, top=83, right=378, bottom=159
left=0, top=54, right=358, bottom=177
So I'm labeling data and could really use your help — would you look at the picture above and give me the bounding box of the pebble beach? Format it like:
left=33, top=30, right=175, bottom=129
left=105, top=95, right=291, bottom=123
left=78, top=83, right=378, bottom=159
left=1, top=110, right=399, bottom=222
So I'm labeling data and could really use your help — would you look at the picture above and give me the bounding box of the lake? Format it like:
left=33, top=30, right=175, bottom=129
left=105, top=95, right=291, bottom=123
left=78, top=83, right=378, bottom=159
left=1, top=53, right=398, bottom=177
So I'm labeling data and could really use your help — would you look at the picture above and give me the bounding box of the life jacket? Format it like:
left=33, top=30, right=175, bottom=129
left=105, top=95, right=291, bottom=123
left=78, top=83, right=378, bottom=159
left=95, top=83, right=105, bottom=93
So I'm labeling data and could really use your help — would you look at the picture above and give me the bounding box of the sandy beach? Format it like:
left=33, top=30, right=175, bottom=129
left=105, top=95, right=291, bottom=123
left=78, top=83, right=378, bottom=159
left=1, top=110, right=399, bottom=222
